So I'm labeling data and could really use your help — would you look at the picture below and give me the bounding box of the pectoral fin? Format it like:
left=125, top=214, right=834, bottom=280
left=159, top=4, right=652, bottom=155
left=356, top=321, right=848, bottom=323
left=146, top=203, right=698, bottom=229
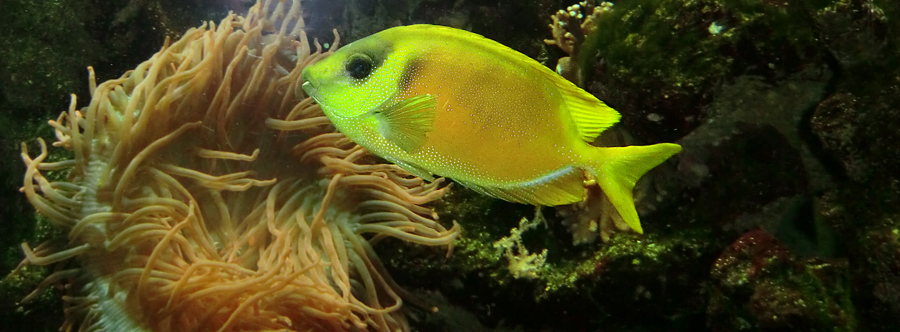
left=370, top=94, right=437, bottom=154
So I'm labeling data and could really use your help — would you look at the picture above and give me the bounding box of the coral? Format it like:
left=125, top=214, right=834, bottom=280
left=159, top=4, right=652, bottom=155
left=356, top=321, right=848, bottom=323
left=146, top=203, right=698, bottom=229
left=494, top=211, right=548, bottom=279
left=16, top=1, right=458, bottom=331
left=556, top=183, right=632, bottom=243
left=544, top=1, right=613, bottom=84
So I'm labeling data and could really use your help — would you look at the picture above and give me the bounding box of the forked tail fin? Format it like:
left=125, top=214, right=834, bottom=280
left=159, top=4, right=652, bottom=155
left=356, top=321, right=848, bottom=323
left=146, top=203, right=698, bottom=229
left=586, top=143, right=682, bottom=234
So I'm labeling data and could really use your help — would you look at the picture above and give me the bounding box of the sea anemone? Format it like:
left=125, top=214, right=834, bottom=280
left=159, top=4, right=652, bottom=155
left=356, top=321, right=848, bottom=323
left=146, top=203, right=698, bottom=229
left=18, top=0, right=459, bottom=331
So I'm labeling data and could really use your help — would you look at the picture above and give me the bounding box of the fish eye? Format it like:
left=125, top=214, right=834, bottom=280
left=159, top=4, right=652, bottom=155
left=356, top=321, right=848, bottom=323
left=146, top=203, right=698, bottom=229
left=346, top=54, right=373, bottom=80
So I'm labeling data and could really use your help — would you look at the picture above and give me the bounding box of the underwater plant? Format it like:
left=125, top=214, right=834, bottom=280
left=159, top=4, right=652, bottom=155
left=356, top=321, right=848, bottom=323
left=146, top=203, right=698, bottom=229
left=17, top=0, right=458, bottom=331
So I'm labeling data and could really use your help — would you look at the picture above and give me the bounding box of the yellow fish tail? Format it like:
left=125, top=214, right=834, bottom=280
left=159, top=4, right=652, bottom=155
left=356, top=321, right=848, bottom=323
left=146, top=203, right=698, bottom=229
left=587, top=143, right=682, bottom=234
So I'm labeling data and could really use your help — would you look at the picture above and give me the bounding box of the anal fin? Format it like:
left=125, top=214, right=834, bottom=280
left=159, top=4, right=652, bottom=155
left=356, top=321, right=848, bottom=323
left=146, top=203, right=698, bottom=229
left=395, top=159, right=435, bottom=181
left=456, top=166, right=587, bottom=206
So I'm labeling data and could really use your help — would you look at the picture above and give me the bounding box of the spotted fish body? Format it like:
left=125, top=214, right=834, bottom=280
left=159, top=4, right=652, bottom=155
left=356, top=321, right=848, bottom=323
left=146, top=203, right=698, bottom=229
left=301, top=24, right=681, bottom=233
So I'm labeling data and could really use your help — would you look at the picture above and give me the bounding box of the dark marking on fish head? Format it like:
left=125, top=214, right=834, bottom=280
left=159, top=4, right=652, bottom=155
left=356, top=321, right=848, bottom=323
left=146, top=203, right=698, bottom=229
left=398, top=57, right=425, bottom=94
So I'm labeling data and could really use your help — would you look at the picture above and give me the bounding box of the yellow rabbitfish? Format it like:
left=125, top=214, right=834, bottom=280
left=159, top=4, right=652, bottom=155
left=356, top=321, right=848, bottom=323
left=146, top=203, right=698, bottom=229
left=301, top=24, right=681, bottom=233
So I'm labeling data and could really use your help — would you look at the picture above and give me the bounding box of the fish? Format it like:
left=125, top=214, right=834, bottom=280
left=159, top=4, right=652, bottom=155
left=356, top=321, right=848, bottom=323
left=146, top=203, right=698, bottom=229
left=300, top=24, right=682, bottom=234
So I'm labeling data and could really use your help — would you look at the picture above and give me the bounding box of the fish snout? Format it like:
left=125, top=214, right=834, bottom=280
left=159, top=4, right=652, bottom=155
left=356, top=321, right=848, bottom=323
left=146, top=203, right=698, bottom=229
left=301, top=81, right=317, bottom=98
left=301, top=68, right=318, bottom=99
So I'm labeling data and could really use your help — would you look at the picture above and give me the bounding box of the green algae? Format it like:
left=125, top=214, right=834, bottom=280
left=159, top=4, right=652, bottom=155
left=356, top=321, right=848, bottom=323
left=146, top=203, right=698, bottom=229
left=581, top=0, right=831, bottom=91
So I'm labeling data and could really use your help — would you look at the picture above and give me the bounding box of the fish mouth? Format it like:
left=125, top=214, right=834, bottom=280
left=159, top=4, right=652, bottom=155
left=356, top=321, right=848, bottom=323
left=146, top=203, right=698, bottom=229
left=300, top=74, right=344, bottom=121
left=301, top=81, right=317, bottom=98
left=300, top=69, right=320, bottom=101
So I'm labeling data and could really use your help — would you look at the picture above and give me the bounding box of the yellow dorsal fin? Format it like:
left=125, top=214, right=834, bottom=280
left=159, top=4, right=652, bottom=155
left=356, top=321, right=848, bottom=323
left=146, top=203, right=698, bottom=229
left=414, top=24, right=621, bottom=143
left=533, top=65, right=621, bottom=143
left=370, top=94, right=437, bottom=154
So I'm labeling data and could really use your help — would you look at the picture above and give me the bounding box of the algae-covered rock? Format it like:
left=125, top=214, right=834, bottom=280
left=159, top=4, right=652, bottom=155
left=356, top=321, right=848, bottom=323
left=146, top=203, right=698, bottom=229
left=817, top=184, right=900, bottom=331
left=810, top=80, right=900, bottom=331
left=708, top=230, right=855, bottom=331
left=579, top=0, right=835, bottom=144
left=303, top=0, right=565, bottom=59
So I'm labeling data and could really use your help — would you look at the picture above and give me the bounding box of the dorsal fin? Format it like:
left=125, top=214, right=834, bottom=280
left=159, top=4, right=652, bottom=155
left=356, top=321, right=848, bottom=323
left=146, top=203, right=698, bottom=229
left=431, top=22, right=621, bottom=143
left=533, top=64, right=621, bottom=143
